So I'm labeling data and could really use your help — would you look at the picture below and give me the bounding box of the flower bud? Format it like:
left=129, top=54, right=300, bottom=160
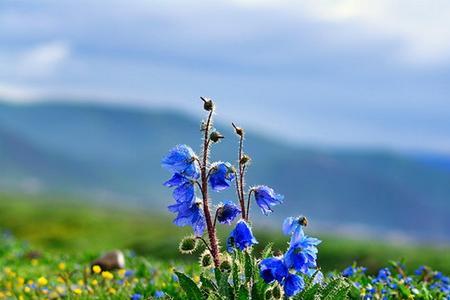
left=199, top=250, right=213, bottom=269
left=232, top=123, right=244, bottom=136
left=298, top=216, right=308, bottom=227
left=200, top=97, right=214, bottom=111
left=179, top=236, right=198, bottom=254
left=210, top=131, right=224, bottom=143
left=219, top=259, right=232, bottom=273
left=271, top=284, right=283, bottom=299
left=240, top=154, right=251, bottom=165
left=264, top=289, right=272, bottom=300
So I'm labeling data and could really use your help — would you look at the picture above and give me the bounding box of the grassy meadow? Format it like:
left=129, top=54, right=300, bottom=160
left=0, top=193, right=449, bottom=275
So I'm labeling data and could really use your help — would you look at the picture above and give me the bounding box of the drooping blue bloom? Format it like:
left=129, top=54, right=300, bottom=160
left=253, top=185, right=284, bottom=215
left=342, top=266, right=356, bottom=277
left=284, top=235, right=321, bottom=274
left=217, top=201, right=241, bottom=225
left=130, top=294, right=142, bottom=300
left=154, top=290, right=165, bottom=298
left=168, top=199, right=205, bottom=236
left=283, top=273, right=305, bottom=297
left=376, top=268, right=391, bottom=282
left=162, top=145, right=200, bottom=179
left=259, top=257, right=288, bottom=283
left=227, top=220, right=258, bottom=252
left=209, top=162, right=235, bottom=191
left=283, top=216, right=307, bottom=245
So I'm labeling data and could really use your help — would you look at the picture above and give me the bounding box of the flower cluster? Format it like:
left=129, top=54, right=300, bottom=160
left=161, top=97, right=284, bottom=268
left=342, top=262, right=450, bottom=299
left=259, top=216, right=322, bottom=297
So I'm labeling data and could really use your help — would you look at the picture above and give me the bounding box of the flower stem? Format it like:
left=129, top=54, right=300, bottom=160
left=201, top=110, right=220, bottom=268
left=246, top=188, right=254, bottom=220
left=236, top=132, right=246, bottom=219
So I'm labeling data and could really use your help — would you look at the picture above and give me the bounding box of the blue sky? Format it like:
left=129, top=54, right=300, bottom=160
left=0, top=0, right=449, bottom=153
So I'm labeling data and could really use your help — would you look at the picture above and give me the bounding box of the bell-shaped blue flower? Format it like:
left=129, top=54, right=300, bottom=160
left=227, top=220, right=258, bottom=252
left=253, top=185, right=284, bottom=215
left=283, top=216, right=307, bottom=245
left=284, top=235, right=321, bottom=273
left=259, top=257, right=288, bottom=283
left=164, top=173, right=195, bottom=205
left=162, top=145, right=200, bottom=179
left=168, top=198, right=205, bottom=236
left=283, top=273, right=305, bottom=297
left=217, top=201, right=241, bottom=225
left=208, top=162, right=235, bottom=191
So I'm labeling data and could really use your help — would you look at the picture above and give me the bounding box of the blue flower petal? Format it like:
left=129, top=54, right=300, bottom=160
left=217, top=201, right=241, bottom=225
left=209, top=162, right=235, bottom=191
left=259, top=257, right=288, bottom=283
left=227, top=220, right=258, bottom=252
left=162, top=145, right=200, bottom=179
left=253, top=185, right=284, bottom=215
left=283, top=273, right=304, bottom=297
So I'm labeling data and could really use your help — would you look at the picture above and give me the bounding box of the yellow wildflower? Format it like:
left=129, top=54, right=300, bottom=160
left=92, top=265, right=102, bottom=274
left=118, top=269, right=126, bottom=278
left=108, top=287, right=116, bottom=295
left=58, top=262, right=66, bottom=271
left=24, top=286, right=31, bottom=293
left=17, top=277, right=25, bottom=285
left=78, top=279, right=84, bottom=286
left=73, top=288, right=82, bottom=295
left=38, top=277, right=48, bottom=286
left=193, top=275, right=200, bottom=283
left=91, top=279, right=98, bottom=286
left=31, top=259, right=38, bottom=266
left=102, top=271, right=113, bottom=280
left=57, top=276, right=65, bottom=283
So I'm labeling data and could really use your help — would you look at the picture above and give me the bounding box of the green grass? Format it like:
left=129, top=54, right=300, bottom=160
left=0, top=192, right=449, bottom=275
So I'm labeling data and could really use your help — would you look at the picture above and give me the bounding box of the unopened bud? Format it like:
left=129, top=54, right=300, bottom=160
left=219, top=259, right=232, bottom=273
left=199, top=250, right=213, bottom=269
left=298, top=216, right=308, bottom=226
left=240, top=154, right=251, bottom=165
left=264, top=289, right=272, bottom=300
left=201, top=97, right=214, bottom=111
left=272, top=284, right=283, bottom=299
left=273, top=249, right=283, bottom=257
left=210, top=131, right=224, bottom=143
left=232, top=123, right=244, bottom=136
left=179, top=236, right=198, bottom=254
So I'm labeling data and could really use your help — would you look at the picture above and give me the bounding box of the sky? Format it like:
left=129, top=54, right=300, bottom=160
left=0, top=0, right=449, bottom=154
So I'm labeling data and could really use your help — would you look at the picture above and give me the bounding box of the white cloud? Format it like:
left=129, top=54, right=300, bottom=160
left=231, top=0, right=450, bottom=65
left=0, top=83, right=43, bottom=102
left=16, top=41, right=70, bottom=78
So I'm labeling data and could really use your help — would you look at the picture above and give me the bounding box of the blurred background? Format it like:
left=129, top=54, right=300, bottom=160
left=0, top=0, right=449, bottom=272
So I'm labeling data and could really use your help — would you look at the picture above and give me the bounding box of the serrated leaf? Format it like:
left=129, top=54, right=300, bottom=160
left=201, top=273, right=217, bottom=291
left=244, top=251, right=253, bottom=283
left=238, top=285, right=250, bottom=300
left=175, top=271, right=204, bottom=300
left=261, top=242, right=273, bottom=258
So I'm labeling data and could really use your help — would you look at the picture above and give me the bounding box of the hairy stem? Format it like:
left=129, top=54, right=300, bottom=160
left=246, top=187, right=254, bottom=220
left=236, top=134, right=246, bottom=219
left=201, top=110, right=220, bottom=267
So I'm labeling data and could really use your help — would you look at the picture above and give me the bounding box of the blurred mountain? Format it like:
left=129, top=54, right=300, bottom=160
left=0, top=101, right=449, bottom=242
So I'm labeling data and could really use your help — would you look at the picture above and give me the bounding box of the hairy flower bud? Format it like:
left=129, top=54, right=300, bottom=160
left=240, top=154, right=251, bottom=165
left=210, top=131, right=224, bottom=143
left=232, top=123, right=244, bottom=136
left=264, top=289, right=272, bottom=300
left=200, top=97, right=214, bottom=111
left=199, top=250, right=213, bottom=269
left=298, top=216, right=308, bottom=227
left=219, top=259, right=232, bottom=273
left=179, top=236, right=198, bottom=254
left=271, top=284, right=283, bottom=299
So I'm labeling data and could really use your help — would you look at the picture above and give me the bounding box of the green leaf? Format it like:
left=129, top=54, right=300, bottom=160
left=261, top=242, right=273, bottom=258
left=201, top=273, right=217, bottom=291
left=238, top=285, right=250, bottom=300
left=175, top=271, right=204, bottom=300
left=244, top=251, right=253, bottom=283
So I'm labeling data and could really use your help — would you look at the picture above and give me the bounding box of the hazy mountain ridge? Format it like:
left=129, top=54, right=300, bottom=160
left=0, top=101, right=449, bottom=242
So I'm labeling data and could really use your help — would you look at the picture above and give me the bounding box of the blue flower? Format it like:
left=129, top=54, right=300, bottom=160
left=259, top=257, right=288, bottom=283
left=154, top=290, right=165, bottom=298
left=253, top=185, right=284, bottom=215
left=162, top=145, right=200, bottom=179
left=284, top=235, right=321, bottom=274
left=217, top=201, right=241, bottom=225
left=227, top=220, right=258, bottom=252
left=209, top=162, right=235, bottom=191
left=130, top=294, right=142, bottom=300
left=283, top=273, right=305, bottom=297
left=164, top=173, right=196, bottom=204
left=342, top=266, right=356, bottom=277
left=168, top=199, right=205, bottom=236
left=283, top=216, right=307, bottom=245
